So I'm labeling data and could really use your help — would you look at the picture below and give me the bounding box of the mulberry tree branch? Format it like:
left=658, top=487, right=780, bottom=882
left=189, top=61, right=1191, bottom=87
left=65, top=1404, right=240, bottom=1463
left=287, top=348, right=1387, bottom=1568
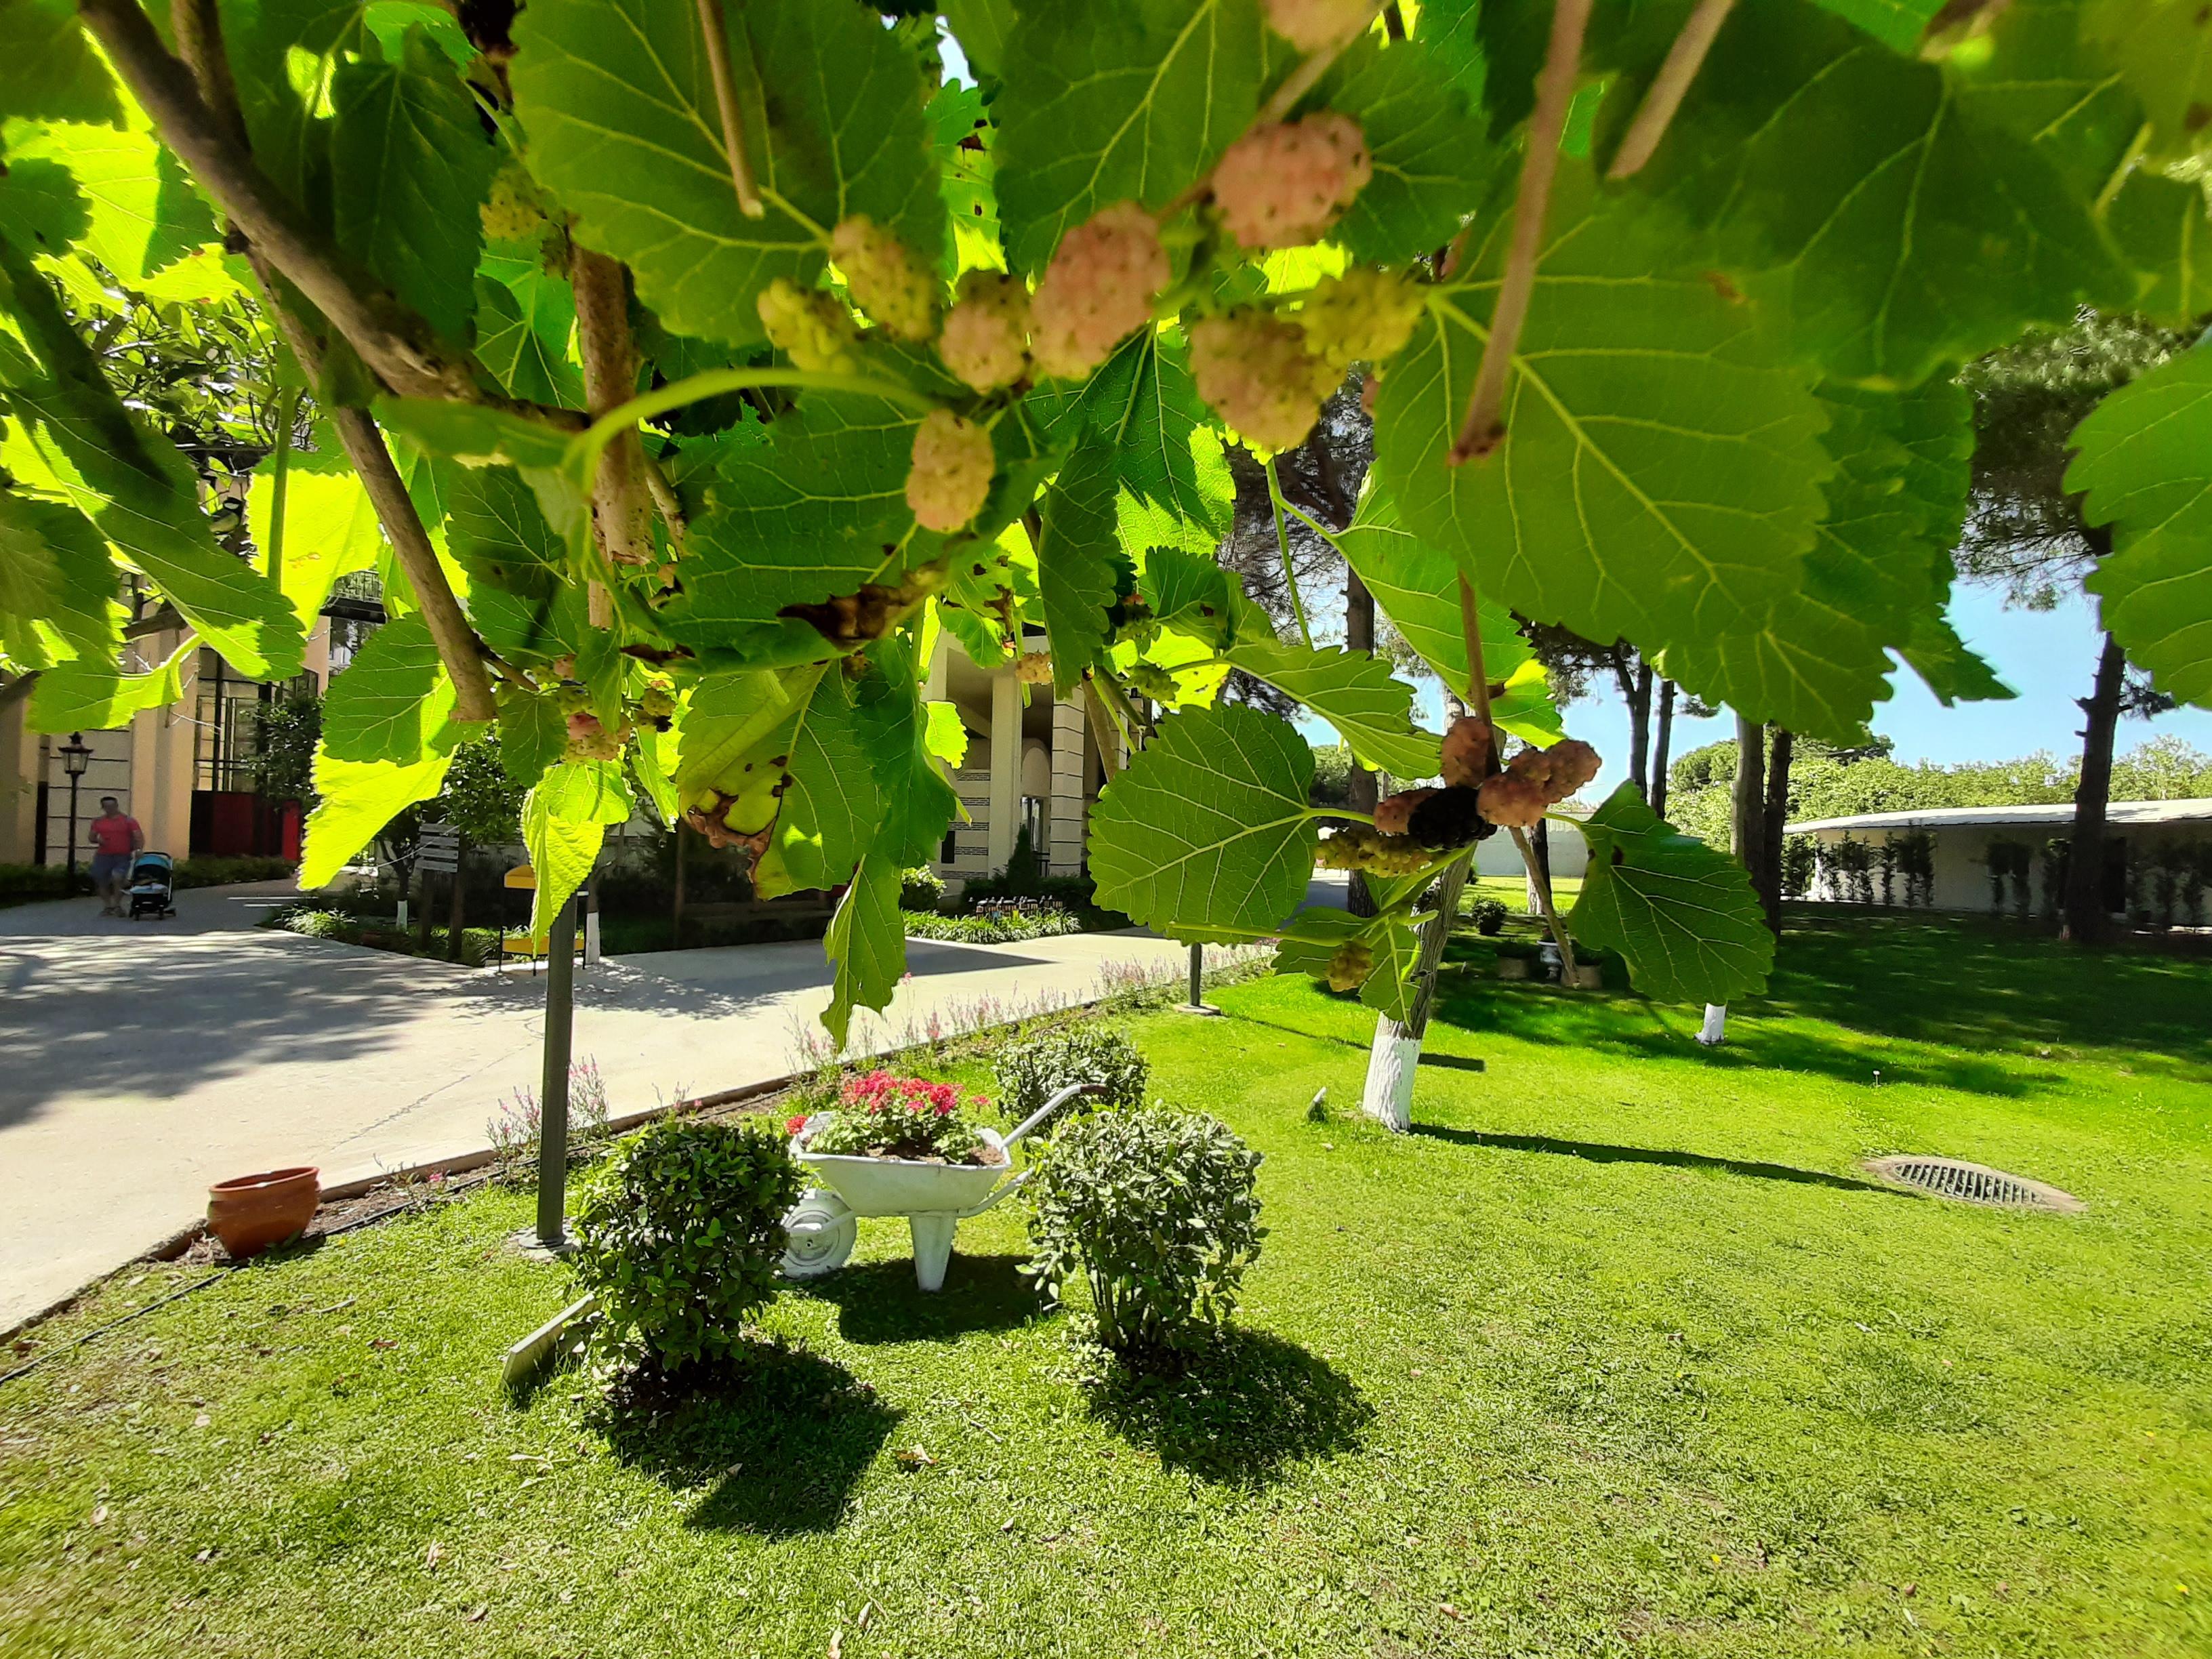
left=695, top=0, right=766, bottom=219
left=1448, top=0, right=1593, bottom=465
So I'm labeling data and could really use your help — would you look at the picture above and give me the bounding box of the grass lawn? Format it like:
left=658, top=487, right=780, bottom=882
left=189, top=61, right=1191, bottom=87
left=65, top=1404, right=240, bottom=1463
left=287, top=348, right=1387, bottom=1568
left=3, top=912, right=2209, bottom=1656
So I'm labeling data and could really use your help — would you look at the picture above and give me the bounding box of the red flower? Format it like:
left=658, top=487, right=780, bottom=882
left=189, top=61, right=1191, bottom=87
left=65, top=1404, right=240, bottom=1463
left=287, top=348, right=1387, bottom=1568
left=785, top=1115, right=807, bottom=1135
left=934, top=1101, right=954, bottom=1116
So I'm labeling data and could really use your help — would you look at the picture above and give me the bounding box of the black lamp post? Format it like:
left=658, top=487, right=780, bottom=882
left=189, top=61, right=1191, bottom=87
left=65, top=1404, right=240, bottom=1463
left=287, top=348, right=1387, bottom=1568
left=59, top=732, right=91, bottom=882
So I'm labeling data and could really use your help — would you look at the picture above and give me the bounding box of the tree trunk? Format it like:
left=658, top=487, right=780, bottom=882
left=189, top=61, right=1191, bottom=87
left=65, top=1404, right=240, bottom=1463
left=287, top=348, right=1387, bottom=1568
left=1759, top=729, right=1793, bottom=934
left=2065, top=629, right=2127, bottom=944
left=446, top=838, right=468, bottom=961
left=414, top=861, right=435, bottom=953
left=1345, top=565, right=1379, bottom=919
left=1732, top=714, right=1767, bottom=879
left=1362, top=855, right=1471, bottom=1131
left=673, top=820, right=688, bottom=948
left=1624, top=659, right=1654, bottom=798
left=1650, top=679, right=1677, bottom=819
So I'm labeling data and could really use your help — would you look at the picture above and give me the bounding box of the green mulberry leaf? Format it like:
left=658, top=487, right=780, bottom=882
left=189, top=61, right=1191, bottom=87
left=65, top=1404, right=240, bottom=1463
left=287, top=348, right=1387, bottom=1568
left=2070, top=346, right=2212, bottom=707
left=853, top=640, right=960, bottom=869
left=2086, top=0, right=2212, bottom=165
left=1088, top=703, right=1319, bottom=943
left=2108, top=172, right=2212, bottom=328
left=1951, top=0, right=2143, bottom=195
left=1372, top=169, right=1832, bottom=676
left=753, top=668, right=882, bottom=898
left=1033, top=329, right=1233, bottom=536
left=1625, top=1, right=2129, bottom=385
left=330, top=31, right=495, bottom=342
left=510, top=0, right=939, bottom=346
left=3, top=122, right=218, bottom=283
left=300, top=749, right=454, bottom=889
left=995, top=0, right=1267, bottom=274
left=474, top=246, right=586, bottom=409
left=0, top=487, right=119, bottom=669
left=1569, top=783, right=1774, bottom=1006
left=321, top=613, right=455, bottom=763
left=824, top=850, right=905, bottom=1048
left=1315, top=33, right=1499, bottom=266
left=0, top=0, right=122, bottom=127
left=523, top=759, right=632, bottom=936
left=1225, top=636, right=1439, bottom=779
left=1034, top=440, right=1124, bottom=694
left=26, top=634, right=192, bottom=735
left=1271, top=905, right=1423, bottom=1021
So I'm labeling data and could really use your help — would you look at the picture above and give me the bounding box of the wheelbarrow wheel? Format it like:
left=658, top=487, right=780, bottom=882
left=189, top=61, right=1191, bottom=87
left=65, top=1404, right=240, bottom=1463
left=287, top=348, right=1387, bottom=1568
left=779, top=1191, right=856, bottom=1279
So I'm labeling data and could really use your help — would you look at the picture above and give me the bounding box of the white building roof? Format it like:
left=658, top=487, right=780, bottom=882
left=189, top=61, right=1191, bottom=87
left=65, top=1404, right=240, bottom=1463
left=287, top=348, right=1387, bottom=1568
left=1787, top=798, right=2212, bottom=834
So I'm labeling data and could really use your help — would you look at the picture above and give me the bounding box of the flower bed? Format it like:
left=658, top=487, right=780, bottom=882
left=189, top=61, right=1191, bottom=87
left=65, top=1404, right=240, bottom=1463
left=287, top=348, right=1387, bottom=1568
left=796, top=1071, right=1002, bottom=1166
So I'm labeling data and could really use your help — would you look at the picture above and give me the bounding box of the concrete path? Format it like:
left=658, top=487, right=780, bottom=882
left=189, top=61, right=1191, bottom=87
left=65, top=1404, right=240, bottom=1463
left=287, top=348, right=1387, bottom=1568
left=0, top=884, right=1197, bottom=1333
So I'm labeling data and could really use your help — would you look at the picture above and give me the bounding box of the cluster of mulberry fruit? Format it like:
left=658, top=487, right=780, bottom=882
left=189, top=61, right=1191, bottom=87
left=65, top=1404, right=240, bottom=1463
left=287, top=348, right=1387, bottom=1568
left=905, top=410, right=996, bottom=533
left=480, top=162, right=552, bottom=242
left=1014, top=651, right=1054, bottom=685
left=1029, top=202, right=1170, bottom=380
left=1316, top=823, right=1438, bottom=876
left=939, top=271, right=1033, bottom=392
left=757, top=276, right=859, bottom=375
left=1325, top=938, right=1372, bottom=993
left=1212, top=115, right=1372, bottom=249
left=1188, top=311, right=1343, bottom=451
left=830, top=216, right=936, bottom=342
left=1477, top=737, right=1602, bottom=830
left=1298, top=268, right=1427, bottom=379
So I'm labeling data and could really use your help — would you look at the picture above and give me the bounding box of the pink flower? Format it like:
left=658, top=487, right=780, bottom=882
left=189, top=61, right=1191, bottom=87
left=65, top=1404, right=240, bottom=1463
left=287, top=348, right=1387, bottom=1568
left=785, top=1114, right=808, bottom=1135
left=934, top=1101, right=954, bottom=1117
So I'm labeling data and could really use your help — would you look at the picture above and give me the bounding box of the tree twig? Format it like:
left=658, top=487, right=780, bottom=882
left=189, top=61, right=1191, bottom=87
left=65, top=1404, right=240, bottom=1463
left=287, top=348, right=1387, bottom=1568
left=79, top=0, right=476, bottom=405
left=695, top=0, right=766, bottom=219
left=1511, top=824, right=1578, bottom=981
left=1265, top=457, right=1313, bottom=649
left=1605, top=0, right=1734, bottom=180
left=1082, top=678, right=1123, bottom=781
left=1449, top=0, right=1593, bottom=465
left=1456, top=573, right=1492, bottom=722
left=639, top=449, right=689, bottom=551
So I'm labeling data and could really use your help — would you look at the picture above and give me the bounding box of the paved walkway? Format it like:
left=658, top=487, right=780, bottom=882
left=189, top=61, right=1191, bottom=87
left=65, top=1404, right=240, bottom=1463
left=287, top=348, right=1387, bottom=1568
left=0, top=884, right=1197, bottom=1332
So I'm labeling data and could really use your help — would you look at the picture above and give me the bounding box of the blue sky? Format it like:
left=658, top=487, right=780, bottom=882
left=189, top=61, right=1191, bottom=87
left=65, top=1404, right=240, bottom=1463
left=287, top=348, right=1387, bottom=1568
left=1365, top=585, right=2212, bottom=795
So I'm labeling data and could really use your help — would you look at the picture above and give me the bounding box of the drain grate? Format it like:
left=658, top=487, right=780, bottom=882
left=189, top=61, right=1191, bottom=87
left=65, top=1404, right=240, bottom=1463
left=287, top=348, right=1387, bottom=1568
left=1866, top=1155, right=2083, bottom=1213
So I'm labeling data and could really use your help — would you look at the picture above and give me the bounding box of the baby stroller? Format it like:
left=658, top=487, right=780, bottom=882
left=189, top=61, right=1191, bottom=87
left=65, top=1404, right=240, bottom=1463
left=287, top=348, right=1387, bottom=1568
left=126, top=852, right=176, bottom=920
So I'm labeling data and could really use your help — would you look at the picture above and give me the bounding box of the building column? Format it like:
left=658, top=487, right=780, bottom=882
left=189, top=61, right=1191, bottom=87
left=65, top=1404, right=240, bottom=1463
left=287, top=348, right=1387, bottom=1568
left=0, top=695, right=36, bottom=864
left=1048, top=691, right=1087, bottom=877
left=987, top=665, right=1020, bottom=872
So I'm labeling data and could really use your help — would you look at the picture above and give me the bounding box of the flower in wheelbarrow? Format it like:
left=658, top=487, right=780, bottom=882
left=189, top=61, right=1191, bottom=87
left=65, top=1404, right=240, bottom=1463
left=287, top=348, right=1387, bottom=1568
left=785, top=1114, right=808, bottom=1136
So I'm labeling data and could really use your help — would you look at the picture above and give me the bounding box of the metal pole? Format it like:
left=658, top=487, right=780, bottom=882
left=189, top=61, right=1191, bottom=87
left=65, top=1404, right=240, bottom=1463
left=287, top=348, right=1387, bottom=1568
left=1188, top=941, right=1204, bottom=1008
left=65, top=773, right=81, bottom=882
left=535, top=894, right=578, bottom=1249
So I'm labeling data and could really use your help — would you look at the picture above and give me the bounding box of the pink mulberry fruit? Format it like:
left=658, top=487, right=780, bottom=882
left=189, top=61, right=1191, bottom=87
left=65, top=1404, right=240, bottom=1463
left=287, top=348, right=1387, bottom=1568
left=1212, top=115, right=1372, bottom=249
left=1440, top=715, right=1495, bottom=789
left=939, top=270, right=1031, bottom=392
left=1477, top=773, right=1548, bottom=830
left=1372, top=787, right=1436, bottom=838
left=1029, top=203, right=1170, bottom=380
left=1187, top=310, right=1339, bottom=451
left=905, top=409, right=996, bottom=533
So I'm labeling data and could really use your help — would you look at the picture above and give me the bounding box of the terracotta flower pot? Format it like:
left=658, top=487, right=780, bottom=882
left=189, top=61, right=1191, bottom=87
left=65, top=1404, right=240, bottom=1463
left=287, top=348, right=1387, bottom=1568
left=207, top=1166, right=321, bottom=1259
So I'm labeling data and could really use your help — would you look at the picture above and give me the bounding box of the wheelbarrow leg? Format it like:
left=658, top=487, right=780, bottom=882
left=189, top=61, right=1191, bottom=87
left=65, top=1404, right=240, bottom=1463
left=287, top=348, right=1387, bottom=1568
left=908, top=1212, right=958, bottom=1292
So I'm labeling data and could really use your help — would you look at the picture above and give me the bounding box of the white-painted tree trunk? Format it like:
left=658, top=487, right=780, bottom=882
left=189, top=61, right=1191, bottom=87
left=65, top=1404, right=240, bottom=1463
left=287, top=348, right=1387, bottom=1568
left=1698, top=1004, right=1728, bottom=1046
left=1362, top=1022, right=1422, bottom=1131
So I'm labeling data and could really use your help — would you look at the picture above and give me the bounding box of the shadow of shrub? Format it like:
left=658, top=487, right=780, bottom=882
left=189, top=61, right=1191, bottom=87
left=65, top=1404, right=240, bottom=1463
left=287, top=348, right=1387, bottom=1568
left=796, top=1254, right=1048, bottom=1346
left=596, top=1340, right=898, bottom=1534
left=1081, top=1326, right=1371, bottom=1487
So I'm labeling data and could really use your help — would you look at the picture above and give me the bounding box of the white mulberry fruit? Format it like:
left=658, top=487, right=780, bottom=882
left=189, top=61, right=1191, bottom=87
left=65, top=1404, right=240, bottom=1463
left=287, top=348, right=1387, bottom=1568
left=1325, top=938, right=1372, bottom=992
left=1372, top=787, right=1435, bottom=838
left=1439, top=715, right=1495, bottom=789
left=906, top=409, right=996, bottom=533
left=1029, top=202, right=1170, bottom=380
left=1212, top=115, right=1372, bottom=250
left=830, top=216, right=935, bottom=342
left=1264, top=0, right=1374, bottom=52
left=1015, top=650, right=1054, bottom=685
left=1298, top=267, right=1426, bottom=375
left=939, top=271, right=1032, bottom=392
left=1317, top=825, right=1433, bottom=876
left=1507, top=737, right=1602, bottom=804
left=1187, top=310, right=1338, bottom=451
left=757, top=277, right=859, bottom=375
left=1477, top=772, right=1548, bottom=830
left=480, top=163, right=550, bottom=242
left=565, top=710, right=626, bottom=762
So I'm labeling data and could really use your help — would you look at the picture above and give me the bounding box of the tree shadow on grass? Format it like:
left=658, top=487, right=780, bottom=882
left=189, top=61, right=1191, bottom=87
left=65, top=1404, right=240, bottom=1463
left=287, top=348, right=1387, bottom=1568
left=1082, top=1326, right=1372, bottom=1488
left=796, top=1254, right=1046, bottom=1346
left=1410, top=1122, right=1912, bottom=1198
left=597, top=1342, right=899, bottom=1535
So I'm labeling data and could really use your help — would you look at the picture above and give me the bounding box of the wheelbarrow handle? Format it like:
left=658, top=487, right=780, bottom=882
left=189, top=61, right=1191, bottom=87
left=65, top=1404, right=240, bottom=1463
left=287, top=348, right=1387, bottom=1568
left=1004, top=1081, right=1106, bottom=1149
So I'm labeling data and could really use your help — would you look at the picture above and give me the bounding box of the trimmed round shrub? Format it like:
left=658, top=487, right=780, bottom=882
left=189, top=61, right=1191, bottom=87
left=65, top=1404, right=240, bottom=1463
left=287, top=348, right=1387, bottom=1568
left=571, top=1118, right=802, bottom=1374
left=899, top=865, right=946, bottom=913
left=1469, top=897, right=1509, bottom=936
left=1025, top=1107, right=1264, bottom=1365
left=995, top=1024, right=1150, bottom=1123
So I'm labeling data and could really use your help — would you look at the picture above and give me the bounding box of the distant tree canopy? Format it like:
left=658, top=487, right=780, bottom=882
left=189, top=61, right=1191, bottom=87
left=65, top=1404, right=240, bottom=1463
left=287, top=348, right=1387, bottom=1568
left=1664, top=737, right=2212, bottom=848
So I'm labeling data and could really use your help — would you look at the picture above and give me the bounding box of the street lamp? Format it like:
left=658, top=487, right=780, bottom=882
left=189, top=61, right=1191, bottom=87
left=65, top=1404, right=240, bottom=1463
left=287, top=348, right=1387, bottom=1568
left=59, top=732, right=91, bottom=883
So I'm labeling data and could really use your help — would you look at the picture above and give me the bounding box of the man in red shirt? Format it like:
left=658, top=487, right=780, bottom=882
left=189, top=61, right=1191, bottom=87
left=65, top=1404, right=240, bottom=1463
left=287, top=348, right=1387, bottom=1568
left=87, top=797, right=142, bottom=916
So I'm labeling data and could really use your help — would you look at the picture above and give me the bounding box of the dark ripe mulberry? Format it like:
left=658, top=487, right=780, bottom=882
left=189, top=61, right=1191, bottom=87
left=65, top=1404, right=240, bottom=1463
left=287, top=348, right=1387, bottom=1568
left=1407, top=784, right=1486, bottom=850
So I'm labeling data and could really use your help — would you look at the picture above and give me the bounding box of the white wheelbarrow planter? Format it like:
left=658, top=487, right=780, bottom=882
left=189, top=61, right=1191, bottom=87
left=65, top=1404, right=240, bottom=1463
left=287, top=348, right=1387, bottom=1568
left=780, top=1082, right=1100, bottom=1291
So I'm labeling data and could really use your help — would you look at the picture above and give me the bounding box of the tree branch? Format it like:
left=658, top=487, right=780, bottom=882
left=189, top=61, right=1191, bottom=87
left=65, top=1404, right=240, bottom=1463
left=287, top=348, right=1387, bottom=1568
left=79, top=0, right=476, bottom=405
left=1449, top=0, right=1593, bottom=465
left=1511, top=823, right=1578, bottom=981
left=1604, top=0, right=1734, bottom=180
left=695, top=0, right=766, bottom=219
left=1456, top=573, right=1492, bottom=722
left=163, top=0, right=497, bottom=723
left=1265, top=458, right=1313, bottom=648
left=569, top=243, right=655, bottom=586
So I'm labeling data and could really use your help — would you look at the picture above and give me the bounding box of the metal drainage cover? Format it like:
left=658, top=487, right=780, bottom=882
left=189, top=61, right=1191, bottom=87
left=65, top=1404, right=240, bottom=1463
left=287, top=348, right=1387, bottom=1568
left=1866, top=1155, right=2084, bottom=1214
